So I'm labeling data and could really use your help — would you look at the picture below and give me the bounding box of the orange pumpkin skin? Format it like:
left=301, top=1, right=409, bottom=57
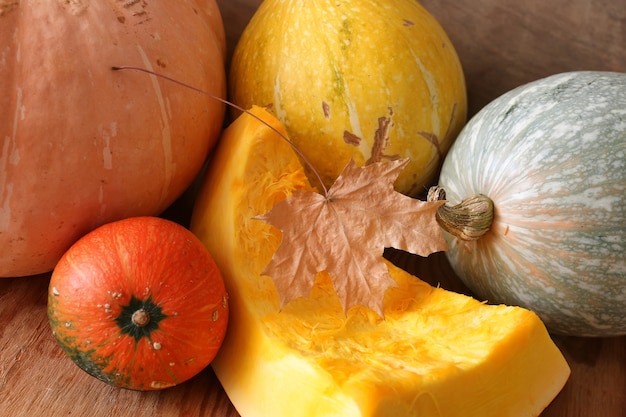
left=0, top=1, right=226, bottom=277
left=47, top=216, right=229, bottom=391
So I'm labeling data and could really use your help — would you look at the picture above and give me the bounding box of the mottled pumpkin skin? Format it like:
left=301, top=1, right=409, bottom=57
left=48, top=216, right=229, bottom=391
left=0, top=1, right=226, bottom=277
left=438, top=71, right=626, bottom=336
left=229, top=0, right=466, bottom=196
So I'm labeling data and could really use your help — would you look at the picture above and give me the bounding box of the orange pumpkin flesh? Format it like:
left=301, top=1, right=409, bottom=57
left=0, top=1, right=226, bottom=277
left=191, top=106, right=570, bottom=416
left=47, top=216, right=228, bottom=391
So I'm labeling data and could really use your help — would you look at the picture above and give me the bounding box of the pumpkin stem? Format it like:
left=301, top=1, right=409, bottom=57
left=131, top=309, right=150, bottom=327
left=427, top=186, right=494, bottom=241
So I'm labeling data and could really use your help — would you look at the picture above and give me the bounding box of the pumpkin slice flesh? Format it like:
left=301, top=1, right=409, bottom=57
left=190, top=106, right=570, bottom=417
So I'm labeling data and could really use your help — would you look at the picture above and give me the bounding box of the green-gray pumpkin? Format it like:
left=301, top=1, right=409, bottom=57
left=434, top=71, right=626, bottom=337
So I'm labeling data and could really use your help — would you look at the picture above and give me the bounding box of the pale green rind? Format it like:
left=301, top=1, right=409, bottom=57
left=439, top=71, right=626, bottom=336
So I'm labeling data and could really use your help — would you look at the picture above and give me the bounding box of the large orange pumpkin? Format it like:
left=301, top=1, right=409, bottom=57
left=0, top=1, right=226, bottom=277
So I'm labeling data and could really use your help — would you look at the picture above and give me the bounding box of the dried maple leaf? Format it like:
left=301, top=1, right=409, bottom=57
left=256, top=158, right=448, bottom=316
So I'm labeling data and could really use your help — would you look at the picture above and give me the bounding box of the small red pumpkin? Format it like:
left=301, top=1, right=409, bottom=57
left=47, top=216, right=228, bottom=391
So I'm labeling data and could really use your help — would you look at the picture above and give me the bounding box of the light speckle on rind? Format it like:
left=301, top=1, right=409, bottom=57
left=150, top=380, right=175, bottom=389
left=52, top=286, right=60, bottom=296
left=108, top=291, right=123, bottom=299
left=60, top=0, right=89, bottom=15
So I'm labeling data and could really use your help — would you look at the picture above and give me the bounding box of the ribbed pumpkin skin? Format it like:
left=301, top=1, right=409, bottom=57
left=438, top=71, right=626, bottom=337
left=0, top=1, right=226, bottom=277
left=228, top=0, right=466, bottom=196
left=190, top=106, right=570, bottom=417
left=47, top=216, right=229, bottom=391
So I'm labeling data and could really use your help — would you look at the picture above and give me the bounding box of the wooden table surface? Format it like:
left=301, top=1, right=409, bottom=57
left=1, top=0, right=625, bottom=416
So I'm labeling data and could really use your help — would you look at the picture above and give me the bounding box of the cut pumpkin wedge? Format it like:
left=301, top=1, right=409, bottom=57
left=190, top=106, right=570, bottom=417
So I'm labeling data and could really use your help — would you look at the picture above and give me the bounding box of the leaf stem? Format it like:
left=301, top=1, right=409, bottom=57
left=111, top=65, right=329, bottom=196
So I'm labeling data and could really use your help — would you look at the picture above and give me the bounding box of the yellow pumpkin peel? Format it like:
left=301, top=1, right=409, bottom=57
left=190, top=106, right=570, bottom=417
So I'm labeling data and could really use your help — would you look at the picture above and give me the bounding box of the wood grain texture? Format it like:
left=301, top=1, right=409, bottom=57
left=1, top=0, right=625, bottom=416
left=2, top=258, right=625, bottom=416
